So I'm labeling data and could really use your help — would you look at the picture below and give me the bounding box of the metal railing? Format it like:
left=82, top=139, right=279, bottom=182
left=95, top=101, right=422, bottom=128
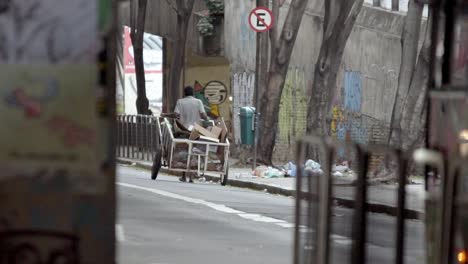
left=116, top=114, right=161, bottom=162
left=294, top=135, right=468, bottom=264
left=293, top=135, right=411, bottom=264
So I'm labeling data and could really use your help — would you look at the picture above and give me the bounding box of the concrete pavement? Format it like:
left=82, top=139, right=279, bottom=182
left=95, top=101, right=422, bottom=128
left=118, top=158, right=426, bottom=220
left=117, top=165, right=426, bottom=263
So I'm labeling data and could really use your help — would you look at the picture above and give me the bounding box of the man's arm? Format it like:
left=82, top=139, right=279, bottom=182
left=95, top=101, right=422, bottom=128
left=161, top=112, right=180, bottom=119
left=198, top=100, right=208, bottom=121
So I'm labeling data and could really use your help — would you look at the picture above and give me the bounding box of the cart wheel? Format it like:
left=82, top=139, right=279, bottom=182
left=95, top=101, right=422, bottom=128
left=220, top=164, right=229, bottom=186
left=151, top=148, right=162, bottom=180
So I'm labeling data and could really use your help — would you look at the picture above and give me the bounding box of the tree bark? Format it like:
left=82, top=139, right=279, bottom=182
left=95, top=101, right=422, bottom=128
left=392, top=0, right=399, bottom=11
left=166, top=0, right=195, bottom=112
left=257, top=0, right=309, bottom=165
left=374, top=4, right=430, bottom=179
left=400, top=14, right=432, bottom=153
left=306, top=0, right=364, bottom=161
left=130, top=0, right=150, bottom=115
left=388, top=0, right=423, bottom=147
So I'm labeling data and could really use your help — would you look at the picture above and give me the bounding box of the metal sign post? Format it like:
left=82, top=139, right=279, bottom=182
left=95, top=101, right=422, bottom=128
left=252, top=2, right=271, bottom=171
left=253, top=112, right=260, bottom=171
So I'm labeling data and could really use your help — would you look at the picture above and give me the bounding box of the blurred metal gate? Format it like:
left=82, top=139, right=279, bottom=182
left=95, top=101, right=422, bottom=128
left=293, top=135, right=409, bottom=264
left=293, top=135, right=468, bottom=264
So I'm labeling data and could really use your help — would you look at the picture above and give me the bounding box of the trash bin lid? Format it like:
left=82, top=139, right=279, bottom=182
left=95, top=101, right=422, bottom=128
left=240, top=106, right=255, bottom=117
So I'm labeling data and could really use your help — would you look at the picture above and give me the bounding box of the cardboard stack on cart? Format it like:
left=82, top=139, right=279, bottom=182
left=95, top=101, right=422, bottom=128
left=170, top=119, right=229, bottom=171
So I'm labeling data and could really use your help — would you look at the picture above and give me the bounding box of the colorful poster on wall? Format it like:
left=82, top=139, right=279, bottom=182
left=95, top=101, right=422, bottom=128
left=0, top=0, right=103, bottom=193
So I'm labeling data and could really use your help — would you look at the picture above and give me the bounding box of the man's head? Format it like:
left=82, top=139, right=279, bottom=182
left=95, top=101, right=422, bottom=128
left=184, top=86, right=194, bottom=97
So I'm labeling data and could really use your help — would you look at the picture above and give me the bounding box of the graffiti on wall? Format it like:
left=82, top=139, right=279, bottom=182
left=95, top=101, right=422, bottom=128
left=194, top=80, right=228, bottom=118
left=344, top=71, right=362, bottom=112
left=278, top=67, right=308, bottom=145
left=331, top=106, right=345, bottom=138
left=330, top=71, right=369, bottom=158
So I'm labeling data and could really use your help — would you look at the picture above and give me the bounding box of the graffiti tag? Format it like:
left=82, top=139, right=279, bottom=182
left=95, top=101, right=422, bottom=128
left=4, top=78, right=59, bottom=118
left=46, top=116, right=95, bottom=148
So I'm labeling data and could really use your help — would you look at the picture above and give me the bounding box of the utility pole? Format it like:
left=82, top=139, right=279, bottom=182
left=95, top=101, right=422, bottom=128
left=254, top=0, right=269, bottom=169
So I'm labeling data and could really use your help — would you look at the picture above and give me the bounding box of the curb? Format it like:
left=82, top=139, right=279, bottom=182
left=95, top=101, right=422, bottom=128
left=118, top=159, right=424, bottom=220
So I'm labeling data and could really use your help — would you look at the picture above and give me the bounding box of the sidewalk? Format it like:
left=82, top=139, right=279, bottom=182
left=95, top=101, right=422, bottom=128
left=117, top=158, right=425, bottom=220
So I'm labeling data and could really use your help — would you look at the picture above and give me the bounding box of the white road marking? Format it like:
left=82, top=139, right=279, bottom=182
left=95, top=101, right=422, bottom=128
left=117, top=182, right=286, bottom=225
left=117, top=182, right=353, bottom=245
left=116, top=224, right=125, bottom=242
left=237, top=213, right=287, bottom=223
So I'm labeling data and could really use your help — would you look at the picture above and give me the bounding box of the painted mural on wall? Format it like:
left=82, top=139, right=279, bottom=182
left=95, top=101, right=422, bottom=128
left=194, top=80, right=228, bottom=119
left=330, top=71, right=367, bottom=158
left=329, top=71, right=390, bottom=160
left=278, top=67, right=308, bottom=144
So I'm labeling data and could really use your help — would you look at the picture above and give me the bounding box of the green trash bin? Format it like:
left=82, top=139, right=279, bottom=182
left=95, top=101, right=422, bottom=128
left=240, top=107, right=255, bottom=145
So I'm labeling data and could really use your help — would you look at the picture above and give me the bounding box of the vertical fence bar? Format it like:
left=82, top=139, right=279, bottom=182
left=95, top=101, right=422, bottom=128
left=131, top=115, right=135, bottom=159
left=128, top=115, right=132, bottom=159
left=150, top=117, right=155, bottom=160
left=317, top=147, right=334, bottom=264
left=395, top=152, right=407, bottom=264
left=125, top=115, right=130, bottom=159
left=117, top=115, right=123, bottom=157
left=294, top=139, right=304, bottom=264
left=441, top=162, right=458, bottom=264
left=145, top=115, right=150, bottom=161
left=351, top=147, right=369, bottom=264
left=141, top=115, right=145, bottom=160
left=144, top=115, right=147, bottom=161
left=137, top=115, right=141, bottom=160
left=116, top=115, right=120, bottom=158
left=141, top=115, right=145, bottom=161
left=148, top=116, right=152, bottom=161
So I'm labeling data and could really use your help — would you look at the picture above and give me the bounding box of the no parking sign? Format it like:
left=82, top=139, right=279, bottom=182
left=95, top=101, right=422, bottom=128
left=248, top=6, right=274, bottom=33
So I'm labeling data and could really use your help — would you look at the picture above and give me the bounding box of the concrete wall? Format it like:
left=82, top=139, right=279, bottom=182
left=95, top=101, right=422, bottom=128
left=225, top=0, right=427, bottom=162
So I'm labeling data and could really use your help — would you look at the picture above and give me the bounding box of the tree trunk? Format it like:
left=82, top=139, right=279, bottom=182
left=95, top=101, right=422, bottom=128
left=392, top=0, right=399, bottom=11
left=400, top=14, right=432, bottom=153
left=130, top=0, right=150, bottom=115
left=306, top=0, right=364, bottom=161
left=257, top=0, right=309, bottom=165
left=166, top=0, right=195, bottom=113
left=374, top=4, right=430, bottom=179
left=388, top=0, right=423, bottom=147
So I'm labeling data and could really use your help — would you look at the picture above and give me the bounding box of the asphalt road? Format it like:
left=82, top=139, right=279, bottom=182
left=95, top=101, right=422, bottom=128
left=117, top=165, right=426, bottom=264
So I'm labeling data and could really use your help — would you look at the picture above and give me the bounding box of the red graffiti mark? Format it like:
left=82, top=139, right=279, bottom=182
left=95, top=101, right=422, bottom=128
left=46, top=116, right=95, bottom=148
left=13, top=88, right=42, bottom=118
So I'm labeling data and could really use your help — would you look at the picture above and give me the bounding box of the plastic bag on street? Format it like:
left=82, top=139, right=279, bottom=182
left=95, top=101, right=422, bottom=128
left=254, top=166, right=268, bottom=177
left=264, top=167, right=284, bottom=178
left=305, top=159, right=321, bottom=170
left=287, top=162, right=297, bottom=177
